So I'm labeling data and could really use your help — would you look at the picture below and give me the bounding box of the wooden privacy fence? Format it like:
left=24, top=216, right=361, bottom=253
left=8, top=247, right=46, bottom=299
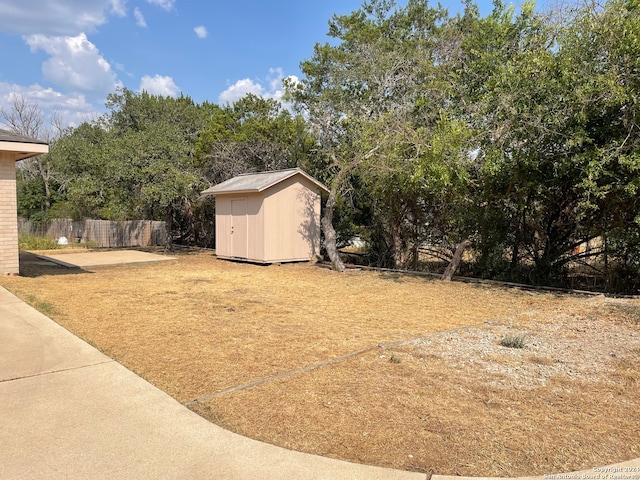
left=18, top=219, right=167, bottom=248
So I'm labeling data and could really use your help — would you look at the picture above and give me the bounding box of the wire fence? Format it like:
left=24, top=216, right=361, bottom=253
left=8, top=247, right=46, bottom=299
left=18, top=218, right=167, bottom=248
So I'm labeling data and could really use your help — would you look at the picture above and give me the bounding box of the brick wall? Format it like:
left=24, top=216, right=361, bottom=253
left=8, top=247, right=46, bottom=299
left=0, top=154, right=19, bottom=275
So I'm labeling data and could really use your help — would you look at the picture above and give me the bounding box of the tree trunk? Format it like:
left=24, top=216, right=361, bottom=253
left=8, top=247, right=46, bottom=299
left=442, top=239, right=471, bottom=281
left=322, top=186, right=345, bottom=272
left=164, top=207, right=174, bottom=252
left=38, top=159, right=52, bottom=210
left=321, top=147, right=378, bottom=273
left=391, top=223, right=406, bottom=269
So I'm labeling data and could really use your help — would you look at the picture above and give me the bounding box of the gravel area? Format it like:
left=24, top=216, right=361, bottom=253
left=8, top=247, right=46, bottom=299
left=409, top=295, right=640, bottom=390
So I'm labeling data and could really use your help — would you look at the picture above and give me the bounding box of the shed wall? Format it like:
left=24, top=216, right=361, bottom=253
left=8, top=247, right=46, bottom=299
left=0, top=153, right=19, bottom=274
left=215, top=193, right=264, bottom=261
left=212, top=173, right=323, bottom=263
left=214, top=196, right=230, bottom=257
left=262, top=176, right=321, bottom=262
left=246, top=194, right=264, bottom=261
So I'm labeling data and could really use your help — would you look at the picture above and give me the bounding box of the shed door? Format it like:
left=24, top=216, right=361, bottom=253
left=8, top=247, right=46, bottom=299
left=230, top=198, right=248, bottom=258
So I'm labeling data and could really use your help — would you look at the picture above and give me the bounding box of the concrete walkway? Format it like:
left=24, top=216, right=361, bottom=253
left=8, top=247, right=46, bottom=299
left=2, top=283, right=638, bottom=480
left=0, top=286, right=423, bottom=480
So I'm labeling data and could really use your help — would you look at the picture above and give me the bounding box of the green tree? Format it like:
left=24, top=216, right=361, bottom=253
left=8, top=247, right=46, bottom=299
left=290, top=0, right=476, bottom=270
left=558, top=0, right=640, bottom=291
left=52, top=89, right=209, bottom=245
left=446, top=0, right=572, bottom=281
left=453, top=0, right=640, bottom=287
left=195, top=94, right=313, bottom=184
left=1, top=95, right=63, bottom=220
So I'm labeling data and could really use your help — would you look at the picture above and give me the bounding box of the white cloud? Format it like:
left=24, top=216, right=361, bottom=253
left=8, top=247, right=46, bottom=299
left=194, top=26, right=207, bottom=39
left=25, top=34, right=121, bottom=95
left=218, top=79, right=265, bottom=105
left=146, top=0, right=175, bottom=11
left=218, top=68, right=298, bottom=105
left=0, top=82, right=100, bottom=129
left=0, top=0, right=126, bottom=36
left=139, top=75, right=180, bottom=97
left=110, top=0, right=127, bottom=17
left=134, top=8, right=147, bottom=27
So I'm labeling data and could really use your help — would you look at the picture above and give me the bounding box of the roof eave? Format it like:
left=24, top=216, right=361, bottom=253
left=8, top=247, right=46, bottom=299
left=201, top=188, right=260, bottom=197
left=0, top=141, right=49, bottom=162
left=255, top=168, right=329, bottom=194
left=200, top=168, right=330, bottom=196
left=296, top=171, right=330, bottom=194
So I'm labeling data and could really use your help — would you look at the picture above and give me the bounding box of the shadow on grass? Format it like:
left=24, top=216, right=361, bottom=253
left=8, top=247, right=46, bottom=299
left=369, top=265, right=576, bottom=298
left=17, top=252, right=93, bottom=278
left=376, top=270, right=440, bottom=284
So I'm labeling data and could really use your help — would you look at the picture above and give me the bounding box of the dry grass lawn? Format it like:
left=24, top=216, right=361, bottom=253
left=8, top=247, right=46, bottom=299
left=1, top=249, right=638, bottom=477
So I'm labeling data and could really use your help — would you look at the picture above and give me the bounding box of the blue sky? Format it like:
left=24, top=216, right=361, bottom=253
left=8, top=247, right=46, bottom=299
left=0, top=0, right=505, bottom=130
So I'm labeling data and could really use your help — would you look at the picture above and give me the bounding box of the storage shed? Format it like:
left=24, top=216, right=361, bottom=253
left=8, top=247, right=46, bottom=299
left=0, top=129, right=49, bottom=275
left=201, top=168, right=329, bottom=263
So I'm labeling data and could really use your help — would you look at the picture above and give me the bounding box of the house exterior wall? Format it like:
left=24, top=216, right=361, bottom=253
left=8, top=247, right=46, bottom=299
left=0, top=153, right=19, bottom=275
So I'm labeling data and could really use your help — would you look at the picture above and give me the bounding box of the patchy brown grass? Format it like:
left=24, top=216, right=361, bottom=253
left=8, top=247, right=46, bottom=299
left=1, top=249, right=638, bottom=477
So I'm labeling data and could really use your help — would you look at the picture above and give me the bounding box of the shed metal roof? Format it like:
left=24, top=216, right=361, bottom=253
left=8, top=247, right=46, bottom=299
left=201, top=168, right=329, bottom=196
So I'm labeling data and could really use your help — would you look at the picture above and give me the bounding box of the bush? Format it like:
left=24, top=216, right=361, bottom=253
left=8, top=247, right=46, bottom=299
left=18, top=235, right=59, bottom=251
left=500, top=334, right=526, bottom=349
left=389, top=353, right=402, bottom=363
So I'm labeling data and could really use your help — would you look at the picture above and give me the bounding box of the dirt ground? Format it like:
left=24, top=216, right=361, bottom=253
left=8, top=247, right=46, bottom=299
left=1, top=249, right=638, bottom=477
